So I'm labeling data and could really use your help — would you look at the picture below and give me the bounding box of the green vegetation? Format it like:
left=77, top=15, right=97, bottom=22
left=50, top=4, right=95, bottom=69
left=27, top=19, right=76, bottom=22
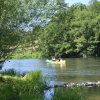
left=0, top=0, right=100, bottom=60
left=10, top=51, right=41, bottom=59
left=53, top=87, right=87, bottom=100
left=0, top=0, right=67, bottom=61
left=0, top=69, right=18, bottom=76
left=0, top=1, right=99, bottom=99
left=0, top=70, right=46, bottom=100
left=0, top=69, right=89, bottom=100
left=0, top=0, right=27, bottom=60
left=32, top=0, right=100, bottom=58
left=0, top=0, right=100, bottom=98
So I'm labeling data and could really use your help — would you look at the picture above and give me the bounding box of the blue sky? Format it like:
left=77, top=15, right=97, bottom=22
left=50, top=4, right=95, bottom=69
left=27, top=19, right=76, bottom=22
left=65, top=0, right=91, bottom=6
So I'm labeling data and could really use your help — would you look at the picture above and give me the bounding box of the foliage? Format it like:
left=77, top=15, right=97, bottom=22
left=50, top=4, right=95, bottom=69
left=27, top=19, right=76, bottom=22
left=32, top=0, right=100, bottom=58
left=0, top=0, right=100, bottom=59
left=10, top=51, right=41, bottom=59
left=0, top=71, right=46, bottom=100
left=0, top=69, right=18, bottom=76
left=0, top=0, right=30, bottom=60
left=0, top=0, right=68, bottom=60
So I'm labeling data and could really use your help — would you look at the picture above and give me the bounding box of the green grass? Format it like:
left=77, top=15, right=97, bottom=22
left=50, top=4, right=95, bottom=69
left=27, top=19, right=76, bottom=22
left=0, top=71, right=46, bottom=100
left=53, top=87, right=87, bottom=100
left=0, top=69, right=19, bottom=76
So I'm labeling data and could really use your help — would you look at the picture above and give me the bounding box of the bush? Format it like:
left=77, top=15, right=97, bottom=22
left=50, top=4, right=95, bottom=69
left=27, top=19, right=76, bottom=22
left=22, top=71, right=46, bottom=93
left=24, top=71, right=42, bottom=81
left=0, top=71, right=46, bottom=100
left=0, top=82, right=19, bottom=100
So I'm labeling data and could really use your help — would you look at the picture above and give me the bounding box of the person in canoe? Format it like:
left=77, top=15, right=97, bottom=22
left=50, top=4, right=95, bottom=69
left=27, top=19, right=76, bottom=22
left=52, top=57, right=56, bottom=61
left=46, top=57, right=65, bottom=64
left=52, top=57, right=63, bottom=62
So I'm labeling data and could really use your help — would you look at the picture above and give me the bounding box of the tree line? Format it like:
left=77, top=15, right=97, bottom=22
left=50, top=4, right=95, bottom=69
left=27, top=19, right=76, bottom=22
left=0, top=0, right=100, bottom=60
left=30, top=0, right=100, bottom=58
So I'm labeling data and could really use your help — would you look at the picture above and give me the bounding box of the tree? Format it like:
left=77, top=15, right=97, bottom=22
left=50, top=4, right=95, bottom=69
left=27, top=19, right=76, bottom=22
left=0, top=0, right=22, bottom=60
left=0, top=0, right=69, bottom=60
left=33, top=1, right=100, bottom=58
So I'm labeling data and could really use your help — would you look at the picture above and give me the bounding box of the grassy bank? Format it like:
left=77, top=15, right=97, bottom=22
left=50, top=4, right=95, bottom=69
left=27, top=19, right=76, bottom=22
left=0, top=70, right=46, bottom=100
left=9, top=51, right=42, bottom=59
left=53, top=87, right=87, bottom=100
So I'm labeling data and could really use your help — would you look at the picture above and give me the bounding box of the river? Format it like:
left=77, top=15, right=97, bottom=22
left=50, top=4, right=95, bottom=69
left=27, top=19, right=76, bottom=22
left=0, top=58, right=100, bottom=100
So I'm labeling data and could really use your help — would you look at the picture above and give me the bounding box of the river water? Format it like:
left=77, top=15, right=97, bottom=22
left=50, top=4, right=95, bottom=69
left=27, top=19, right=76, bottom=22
left=0, top=58, right=100, bottom=100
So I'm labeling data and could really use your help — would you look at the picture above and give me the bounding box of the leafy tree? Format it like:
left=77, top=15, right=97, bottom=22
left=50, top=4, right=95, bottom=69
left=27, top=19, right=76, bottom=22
left=0, top=0, right=68, bottom=60
left=0, top=0, right=24, bottom=60
left=34, top=1, right=100, bottom=58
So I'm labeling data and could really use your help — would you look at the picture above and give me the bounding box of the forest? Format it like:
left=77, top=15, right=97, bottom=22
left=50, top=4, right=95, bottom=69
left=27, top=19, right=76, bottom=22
left=0, top=0, right=100, bottom=60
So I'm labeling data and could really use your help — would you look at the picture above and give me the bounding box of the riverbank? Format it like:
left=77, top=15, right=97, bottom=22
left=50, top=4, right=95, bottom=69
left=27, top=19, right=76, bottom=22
left=0, top=69, right=86, bottom=100
left=7, top=47, right=100, bottom=60
left=0, top=70, right=46, bottom=100
left=0, top=69, right=100, bottom=100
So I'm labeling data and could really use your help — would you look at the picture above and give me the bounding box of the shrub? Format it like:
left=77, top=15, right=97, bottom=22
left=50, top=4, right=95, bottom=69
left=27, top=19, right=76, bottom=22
left=0, top=69, right=18, bottom=76
left=0, top=71, right=46, bottom=100
left=0, top=81, right=19, bottom=100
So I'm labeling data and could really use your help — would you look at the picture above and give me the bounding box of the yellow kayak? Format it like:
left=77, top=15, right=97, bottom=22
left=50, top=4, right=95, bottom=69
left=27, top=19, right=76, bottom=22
left=53, top=60, right=65, bottom=64
left=46, top=60, right=66, bottom=64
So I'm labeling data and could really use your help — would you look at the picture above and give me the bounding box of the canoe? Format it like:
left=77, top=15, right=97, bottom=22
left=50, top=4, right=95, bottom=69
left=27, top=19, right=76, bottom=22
left=46, top=59, right=66, bottom=64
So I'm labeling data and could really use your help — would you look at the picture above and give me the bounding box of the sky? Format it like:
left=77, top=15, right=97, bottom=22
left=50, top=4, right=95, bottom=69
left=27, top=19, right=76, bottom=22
left=65, top=0, right=92, bottom=6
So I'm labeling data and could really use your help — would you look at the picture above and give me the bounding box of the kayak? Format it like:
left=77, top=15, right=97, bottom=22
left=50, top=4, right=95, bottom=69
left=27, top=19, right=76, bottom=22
left=46, top=59, right=66, bottom=64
